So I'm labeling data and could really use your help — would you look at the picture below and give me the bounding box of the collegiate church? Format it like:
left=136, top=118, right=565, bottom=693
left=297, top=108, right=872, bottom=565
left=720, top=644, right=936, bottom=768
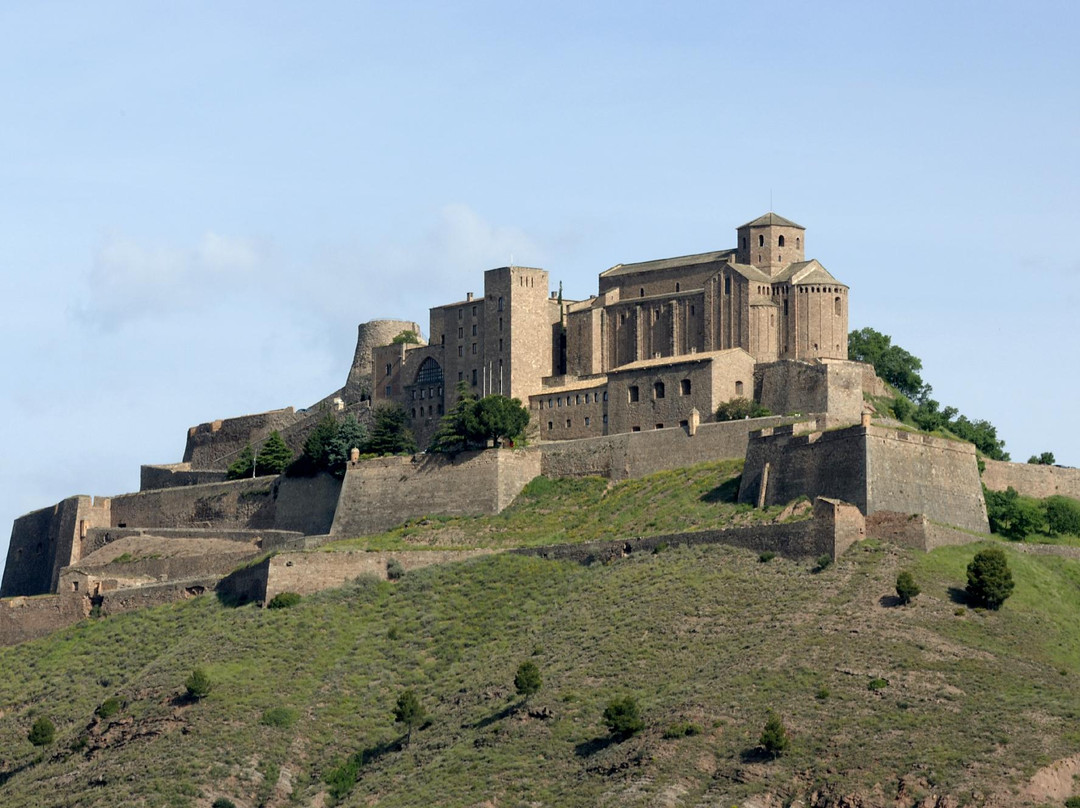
left=372, top=213, right=850, bottom=446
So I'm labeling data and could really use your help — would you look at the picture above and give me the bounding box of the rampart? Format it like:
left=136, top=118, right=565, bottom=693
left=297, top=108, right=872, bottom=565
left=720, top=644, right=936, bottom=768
left=140, top=463, right=227, bottom=491
left=981, top=459, right=1080, bottom=501
left=755, top=359, right=865, bottom=427
left=182, top=407, right=304, bottom=470
left=514, top=497, right=864, bottom=563
left=329, top=449, right=542, bottom=537
left=539, top=414, right=821, bottom=480
left=0, top=594, right=88, bottom=646
left=740, top=423, right=989, bottom=534
left=866, top=511, right=983, bottom=551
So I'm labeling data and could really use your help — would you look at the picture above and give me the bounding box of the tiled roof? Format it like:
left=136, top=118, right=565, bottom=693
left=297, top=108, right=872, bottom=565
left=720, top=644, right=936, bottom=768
left=600, top=249, right=736, bottom=278
left=737, top=212, right=805, bottom=230
left=609, top=348, right=752, bottom=373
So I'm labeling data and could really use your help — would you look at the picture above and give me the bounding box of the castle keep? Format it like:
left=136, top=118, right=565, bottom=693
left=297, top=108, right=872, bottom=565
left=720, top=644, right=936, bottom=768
left=6, top=210, right=1069, bottom=645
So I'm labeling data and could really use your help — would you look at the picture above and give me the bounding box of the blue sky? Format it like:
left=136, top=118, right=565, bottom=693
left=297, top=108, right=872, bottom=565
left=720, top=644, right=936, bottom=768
left=2, top=1, right=1078, bottom=576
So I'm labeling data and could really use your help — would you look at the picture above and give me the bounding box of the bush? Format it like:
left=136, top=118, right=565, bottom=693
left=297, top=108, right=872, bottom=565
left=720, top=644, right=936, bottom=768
left=984, top=486, right=1044, bottom=540
left=868, top=677, right=889, bottom=691
left=1046, top=496, right=1080, bottom=537
left=260, top=707, right=298, bottom=728
left=758, top=551, right=776, bottom=563
left=267, top=591, right=302, bottom=609
left=95, top=697, right=122, bottom=719
left=514, top=661, right=542, bottom=701
left=1028, top=451, right=1056, bottom=465
left=1064, top=797, right=1080, bottom=808
left=212, top=799, right=237, bottom=808
left=27, top=716, right=55, bottom=747
left=386, top=558, right=405, bottom=581
left=602, top=696, right=644, bottom=737
left=759, top=711, right=789, bottom=757
left=662, top=721, right=703, bottom=739
left=715, top=397, right=771, bottom=422
left=966, top=547, right=1014, bottom=610
left=185, top=668, right=213, bottom=700
left=814, top=553, right=832, bottom=572
left=895, top=571, right=920, bottom=604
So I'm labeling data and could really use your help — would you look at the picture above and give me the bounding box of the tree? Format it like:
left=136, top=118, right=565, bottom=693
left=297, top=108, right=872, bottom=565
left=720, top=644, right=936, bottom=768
left=289, top=412, right=340, bottom=476
left=367, top=404, right=418, bottom=456
left=759, top=711, right=790, bottom=757
left=514, top=661, right=542, bottom=702
left=602, top=696, right=644, bottom=737
left=1028, top=451, right=1056, bottom=465
left=257, top=430, right=293, bottom=474
left=428, top=383, right=478, bottom=453
left=984, top=486, right=1044, bottom=540
left=895, top=571, right=920, bottom=605
left=28, top=716, right=55, bottom=747
left=391, top=329, right=421, bottom=345
left=465, top=394, right=530, bottom=447
left=185, top=667, right=213, bottom=700
left=393, top=689, right=426, bottom=746
left=715, top=397, right=770, bottom=422
left=1045, top=495, right=1080, bottom=537
left=325, top=415, right=367, bottom=477
left=848, top=327, right=926, bottom=400
left=966, top=547, right=1015, bottom=610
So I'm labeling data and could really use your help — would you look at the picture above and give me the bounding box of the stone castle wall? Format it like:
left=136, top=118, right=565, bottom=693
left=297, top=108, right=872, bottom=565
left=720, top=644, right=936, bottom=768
left=866, top=511, right=981, bottom=551
left=539, top=414, right=818, bottom=481
left=140, top=463, right=227, bottom=490
left=0, top=593, right=88, bottom=646
left=345, top=319, right=424, bottom=402
left=182, top=408, right=304, bottom=470
left=329, top=449, right=542, bottom=538
left=982, top=459, right=1080, bottom=500
left=755, top=359, right=865, bottom=426
left=740, top=423, right=989, bottom=534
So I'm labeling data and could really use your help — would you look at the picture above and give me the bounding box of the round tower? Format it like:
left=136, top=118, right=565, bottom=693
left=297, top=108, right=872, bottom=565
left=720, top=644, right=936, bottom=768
left=344, top=319, right=425, bottom=402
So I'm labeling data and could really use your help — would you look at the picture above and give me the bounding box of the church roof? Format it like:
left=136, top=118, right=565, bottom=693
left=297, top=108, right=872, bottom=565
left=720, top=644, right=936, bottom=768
left=726, top=263, right=772, bottom=283
left=609, top=348, right=753, bottom=373
left=600, top=248, right=736, bottom=278
left=737, top=212, right=805, bottom=230
left=770, top=260, right=846, bottom=287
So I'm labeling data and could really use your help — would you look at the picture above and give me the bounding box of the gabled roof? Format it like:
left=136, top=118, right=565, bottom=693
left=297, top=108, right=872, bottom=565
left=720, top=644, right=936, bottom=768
left=770, top=259, right=847, bottom=287
left=725, top=263, right=772, bottom=283
left=737, top=212, right=805, bottom=230
left=600, top=248, right=736, bottom=278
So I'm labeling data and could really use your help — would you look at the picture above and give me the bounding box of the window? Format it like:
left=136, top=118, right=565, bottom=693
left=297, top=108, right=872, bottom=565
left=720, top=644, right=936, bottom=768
left=653, top=381, right=665, bottom=399
left=603, top=414, right=608, bottom=425
left=741, top=237, right=747, bottom=249
left=458, top=327, right=463, bottom=338
left=420, top=389, right=425, bottom=399
left=585, top=393, right=591, bottom=404
left=566, top=419, right=571, bottom=428
left=415, top=357, right=443, bottom=386
left=675, top=282, right=680, bottom=292
left=656, top=424, right=663, bottom=430
left=557, top=398, right=562, bottom=407
left=472, top=305, right=477, bottom=317
left=778, top=235, right=785, bottom=247
left=548, top=398, right=553, bottom=409
left=632, top=426, right=641, bottom=432
left=680, top=378, right=691, bottom=395
left=620, top=312, right=626, bottom=324
left=458, top=346, right=463, bottom=357
left=385, top=385, right=392, bottom=397
left=385, top=363, right=392, bottom=377
left=411, top=408, right=416, bottom=418
left=724, top=276, right=731, bottom=295
left=499, top=317, right=503, bottom=331
left=458, top=371, right=463, bottom=381
left=640, top=288, right=645, bottom=297
left=758, top=234, right=764, bottom=247
left=690, top=305, right=695, bottom=316
left=548, top=421, right=553, bottom=431
left=472, top=343, right=477, bottom=354
left=441, top=334, right=445, bottom=345
left=472, top=324, right=477, bottom=336
left=539, top=399, right=544, bottom=410
left=628, top=385, right=639, bottom=403
left=735, top=380, right=744, bottom=396
left=472, top=369, right=477, bottom=385
left=603, top=391, right=608, bottom=401
left=796, top=237, right=800, bottom=249
left=497, top=296, right=504, bottom=311
left=584, top=416, right=591, bottom=427
left=835, top=296, right=842, bottom=315
left=499, top=338, right=503, bottom=352
left=576, top=394, right=581, bottom=405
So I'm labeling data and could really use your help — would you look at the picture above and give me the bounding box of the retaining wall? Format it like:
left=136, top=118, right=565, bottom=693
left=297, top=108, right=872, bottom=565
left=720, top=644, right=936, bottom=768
left=982, top=459, right=1080, bottom=501
left=0, top=594, right=88, bottom=646
left=866, top=511, right=983, bottom=551
left=329, top=449, right=541, bottom=537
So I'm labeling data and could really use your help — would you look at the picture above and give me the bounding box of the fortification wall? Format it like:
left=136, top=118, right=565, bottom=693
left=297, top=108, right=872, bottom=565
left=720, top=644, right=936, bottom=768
left=756, top=359, right=864, bottom=427
left=140, top=464, right=227, bottom=491
left=99, top=578, right=219, bottom=617
left=329, top=449, right=541, bottom=538
left=982, top=459, right=1080, bottom=500
left=0, top=593, right=88, bottom=646
left=865, top=426, right=988, bottom=534
left=866, top=511, right=982, bottom=551
left=539, top=414, right=816, bottom=480
left=739, top=424, right=867, bottom=510
left=2, top=495, right=111, bottom=598
left=182, top=407, right=304, bottom=470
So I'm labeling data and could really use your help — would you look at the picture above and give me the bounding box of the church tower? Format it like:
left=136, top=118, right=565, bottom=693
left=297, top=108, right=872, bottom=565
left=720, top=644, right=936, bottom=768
left=735, top=213, right=805, bottom=276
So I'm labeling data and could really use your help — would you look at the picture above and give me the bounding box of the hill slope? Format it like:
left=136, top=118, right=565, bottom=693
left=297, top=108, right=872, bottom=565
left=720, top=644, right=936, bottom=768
left=2, top=532, right=1080, bottom=807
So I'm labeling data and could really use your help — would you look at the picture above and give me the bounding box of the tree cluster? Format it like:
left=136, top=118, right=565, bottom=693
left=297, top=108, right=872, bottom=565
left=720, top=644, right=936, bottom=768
left=289, top=407, right=416, bottom=477
left=714, top=397, right=770, bottom=422
left=226, top=430, right=293, bottom=480
left=429, top=384, right=530, bottom=453
left=1028, top=451, right=1056, bottom=465
left=851, top=327, right=1009, bottom=461
left=985, top=486, right=1080, bottom=540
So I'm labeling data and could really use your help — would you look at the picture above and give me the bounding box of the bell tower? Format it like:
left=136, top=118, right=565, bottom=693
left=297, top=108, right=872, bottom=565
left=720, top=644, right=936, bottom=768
left=735, top=213, right=805, bottom=276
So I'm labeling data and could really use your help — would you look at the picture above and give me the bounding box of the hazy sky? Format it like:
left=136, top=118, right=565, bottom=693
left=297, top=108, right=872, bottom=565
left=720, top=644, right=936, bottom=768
left=2, top=1, right=1078, bottom=577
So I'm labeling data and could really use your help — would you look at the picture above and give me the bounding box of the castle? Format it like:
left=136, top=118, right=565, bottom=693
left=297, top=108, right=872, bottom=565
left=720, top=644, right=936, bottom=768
left=5, top=211, right=1079, bottom=645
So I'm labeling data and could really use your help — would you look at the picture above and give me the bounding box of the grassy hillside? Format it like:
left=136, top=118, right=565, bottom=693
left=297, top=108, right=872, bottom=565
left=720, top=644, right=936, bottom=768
left=2, top=534, right=1080, bottom=807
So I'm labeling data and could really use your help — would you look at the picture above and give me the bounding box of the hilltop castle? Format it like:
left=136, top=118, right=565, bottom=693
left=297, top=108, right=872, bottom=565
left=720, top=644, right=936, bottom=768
left=10, top=210, right=1074, bottom=646
left=375, top=212, right=851, bottom=446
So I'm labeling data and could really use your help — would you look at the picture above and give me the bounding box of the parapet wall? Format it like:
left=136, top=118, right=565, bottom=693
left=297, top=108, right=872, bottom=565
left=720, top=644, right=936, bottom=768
left=539, top=414, right=819, bottom=481
left=755, top=359, right=864, bottom=427
left=182, top=407, right=304, bottom=470
left=329, top=449, right=542, bottom=538
left=982, top=459, right=1080, bottom=501
left=140, top=463, right=227, bottom=491
left=740, top=423, right=989, bottom=534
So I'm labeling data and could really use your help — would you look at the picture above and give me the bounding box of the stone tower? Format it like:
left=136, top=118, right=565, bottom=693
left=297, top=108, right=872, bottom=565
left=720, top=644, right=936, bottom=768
left=735, top=213, right=806, bottom=275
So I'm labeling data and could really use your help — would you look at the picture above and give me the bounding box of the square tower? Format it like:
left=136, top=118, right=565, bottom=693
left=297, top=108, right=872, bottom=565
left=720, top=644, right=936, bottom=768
left=481, top=266, right=559, bottom=401
left=735, top=213, right=806, bottom=276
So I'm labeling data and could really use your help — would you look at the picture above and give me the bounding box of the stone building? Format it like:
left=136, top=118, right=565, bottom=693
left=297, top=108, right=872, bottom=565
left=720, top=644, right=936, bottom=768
left=372, top=213, right=851, bottom=446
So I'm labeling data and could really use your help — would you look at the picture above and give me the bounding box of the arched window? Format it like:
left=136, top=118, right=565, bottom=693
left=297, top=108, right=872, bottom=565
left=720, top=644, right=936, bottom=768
left=415, top=357, right=443, bottom=386
left=834, top=296, right=842, bottom=315
left=778, top=235, right=785, bottom=247
left=675, top=282, right=680, bottom=292
left=758, top=234, right=765, bottom=247
left=796, top=237, right=800, bottom=249
left=741, top=237, right=747, bottom=249
left=640, top=288, right=645, bottom=297
left=735, top=380, right=744, bottom=396
left=724, top=276, right=731, bottom=295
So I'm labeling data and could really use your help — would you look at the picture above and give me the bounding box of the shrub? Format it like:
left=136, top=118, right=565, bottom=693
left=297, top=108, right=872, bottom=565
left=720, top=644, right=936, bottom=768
left=393, top=689, right=426, bottom=746
left=815, top=686, right=830, bottom=700
left=759, top=711, right=789, bottom=757
left=966, top=547, right=1014, bottom=610
left=895, top=571, right=920, bottom=604
left=185, top=668, right=213, bottom=700
left=868, top=677, right=889, bottom=691
left=602, top=696, right=644, bottom=737
left=759, top=551, right=776, bottom=563
left=715, top=397, right=771, bottom=422
left=1046, top=496, right=1080, bottom=537
left=814, top=553, right=832, bottom=572
left=212, top=799, right=237, bottom=808
left=1064, top=797, right=1080, bottom=808
left=28, top=716, right=55, bottom=747
left=260, top=707, right=298, bottom=728
left=1028, top=451, right=1055, bottom=465
left=514, top=661, right=542, bottom=702
left=95, top=697, right=122, bottom=719
left=267, top=591, right=302, bottom=609
left=662, top=721, right=703, bottom=739
left=386, top=558, right=405, bottom=581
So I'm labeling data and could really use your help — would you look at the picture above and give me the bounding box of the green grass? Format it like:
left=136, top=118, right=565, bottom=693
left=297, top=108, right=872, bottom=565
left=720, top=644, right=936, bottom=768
left=2, top=537, right=1080, bottom=806
left=322, top=459, right=794, bottom=552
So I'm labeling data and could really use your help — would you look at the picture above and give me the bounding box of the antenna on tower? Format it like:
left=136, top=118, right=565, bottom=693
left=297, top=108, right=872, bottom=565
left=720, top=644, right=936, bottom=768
left=770, top=189, right=773, bottom=211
